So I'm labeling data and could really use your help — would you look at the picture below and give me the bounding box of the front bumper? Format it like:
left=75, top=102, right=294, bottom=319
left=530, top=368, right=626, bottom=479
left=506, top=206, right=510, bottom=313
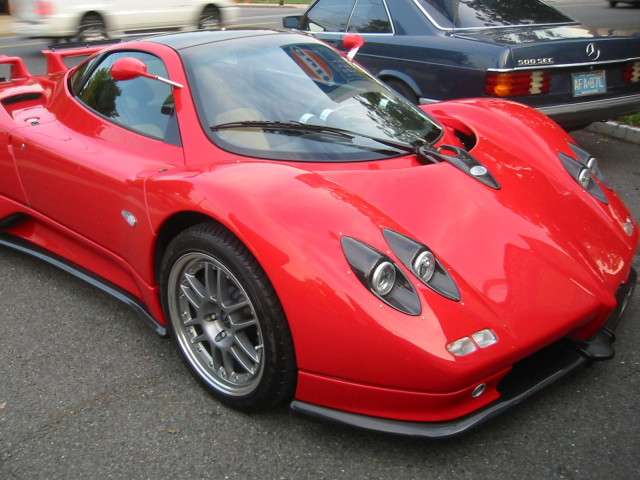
left=292, top=268, right=637, bottom=438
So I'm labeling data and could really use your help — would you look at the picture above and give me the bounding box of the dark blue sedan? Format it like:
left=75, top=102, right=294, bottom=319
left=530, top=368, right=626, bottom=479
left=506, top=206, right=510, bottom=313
left=284, top=0, right=640, bottom=129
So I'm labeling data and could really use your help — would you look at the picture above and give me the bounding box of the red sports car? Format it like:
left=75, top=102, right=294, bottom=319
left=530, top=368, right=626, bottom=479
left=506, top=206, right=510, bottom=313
left=0, top=30, right=637, bottom=438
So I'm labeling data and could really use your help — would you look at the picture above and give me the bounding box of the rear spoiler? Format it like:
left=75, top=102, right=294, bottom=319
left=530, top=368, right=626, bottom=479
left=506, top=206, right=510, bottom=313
left=42, top=44, right=108, bottom=75
left=0, top=44, right=110, bottom=82
left=0, top=55, right=30, bottom=81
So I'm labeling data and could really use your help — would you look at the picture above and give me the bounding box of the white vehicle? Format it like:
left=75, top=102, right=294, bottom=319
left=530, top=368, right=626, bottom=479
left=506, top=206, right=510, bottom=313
left=11, top=0, right=239, bottom=42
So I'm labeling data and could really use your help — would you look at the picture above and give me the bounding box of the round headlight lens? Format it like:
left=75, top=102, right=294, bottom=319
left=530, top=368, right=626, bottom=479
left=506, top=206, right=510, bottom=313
left=586, top=156, right=598, bottom=174
left=371, top=261, right=396, bottom=296
left=577, top=168, right=591, bottom=189
left=412, top=250, right=436, bottom=283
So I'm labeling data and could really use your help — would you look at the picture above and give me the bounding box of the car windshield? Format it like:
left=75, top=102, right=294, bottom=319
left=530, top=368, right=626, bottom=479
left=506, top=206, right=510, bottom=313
left=418, top=0, right=575, bottom=30
left=180, top=33, right=442, bottom=162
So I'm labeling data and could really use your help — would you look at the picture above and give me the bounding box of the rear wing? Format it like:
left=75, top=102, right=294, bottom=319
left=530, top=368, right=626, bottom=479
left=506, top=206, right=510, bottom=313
left=42, top=45, right=106, bottom=75
left=0, top=55, right=30, bottom=81
left=0, top=44, right=107, bottom=83
left=0, top=44, right=107, bottom=112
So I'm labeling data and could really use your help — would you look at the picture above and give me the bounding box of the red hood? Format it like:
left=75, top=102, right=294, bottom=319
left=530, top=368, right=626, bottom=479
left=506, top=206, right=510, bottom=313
left=317, top=100, right=638, bottom=348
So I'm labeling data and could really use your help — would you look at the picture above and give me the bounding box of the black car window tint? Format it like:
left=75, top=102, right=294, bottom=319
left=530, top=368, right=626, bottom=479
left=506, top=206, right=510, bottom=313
left=69, top=55, right=102, bottom=95
left=348, top=0, right=392, bottom=33
left=304, top=0, right=356, bottom=32
left=75, top=51, right=178, bottom=143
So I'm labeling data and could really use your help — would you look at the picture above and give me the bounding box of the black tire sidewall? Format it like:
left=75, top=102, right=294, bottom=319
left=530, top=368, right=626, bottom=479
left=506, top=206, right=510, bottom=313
left=78, top=13, right=106, bottom=42
left=199, top=6, right=221, bottom=29
left=385, top=79, right=419, bottom=104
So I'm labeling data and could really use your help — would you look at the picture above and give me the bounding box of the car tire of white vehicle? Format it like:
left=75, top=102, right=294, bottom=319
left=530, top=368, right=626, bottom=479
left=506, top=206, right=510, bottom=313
left=161, top=221, right=297, bottom=411
left=77, top=13, right=108, bottom=43
left=198, top=5, right=222, bottom=30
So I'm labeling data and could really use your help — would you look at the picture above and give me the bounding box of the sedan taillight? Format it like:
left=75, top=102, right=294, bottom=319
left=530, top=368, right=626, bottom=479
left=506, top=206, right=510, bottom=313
left=623, top=61, right=640, bottom=83
left=484, top=71, right=550, bottom=97
left=34, top=1, right=55, bottom=16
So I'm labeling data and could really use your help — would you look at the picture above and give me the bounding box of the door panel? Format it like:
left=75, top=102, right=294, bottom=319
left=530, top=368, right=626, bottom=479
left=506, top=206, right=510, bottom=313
left=11, top=97, right=183, bottom=283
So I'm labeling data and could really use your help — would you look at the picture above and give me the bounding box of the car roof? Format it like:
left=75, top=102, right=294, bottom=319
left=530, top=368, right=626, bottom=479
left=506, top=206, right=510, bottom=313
left=147, top=29, right=298, bottom=50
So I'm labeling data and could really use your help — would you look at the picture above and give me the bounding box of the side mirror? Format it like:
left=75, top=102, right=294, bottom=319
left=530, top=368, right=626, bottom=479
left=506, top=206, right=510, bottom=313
left=343, top=34, right=364, bottom=60
left=110, top=57, right=183, bottom=88
left=110, top=57, right=148, bottom=82
left=282, top=15, right=301, bottom=29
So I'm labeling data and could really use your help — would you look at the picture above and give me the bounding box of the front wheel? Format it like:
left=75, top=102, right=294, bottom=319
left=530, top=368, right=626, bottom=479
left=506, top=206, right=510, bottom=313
left=609, top=1, right=617, bottom=6
left=161, top=222, right=296, bottom=411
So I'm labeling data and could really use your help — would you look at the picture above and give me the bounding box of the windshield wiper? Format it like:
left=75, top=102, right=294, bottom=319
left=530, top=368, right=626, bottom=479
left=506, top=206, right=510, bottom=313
left=210, top=120, right=424, bottom=155
left=210, top=120, right=500, bottom=189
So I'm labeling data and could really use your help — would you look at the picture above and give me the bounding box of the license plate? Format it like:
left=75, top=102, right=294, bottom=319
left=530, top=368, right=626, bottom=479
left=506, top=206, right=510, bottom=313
left=572, top=70, right=606, bottom=97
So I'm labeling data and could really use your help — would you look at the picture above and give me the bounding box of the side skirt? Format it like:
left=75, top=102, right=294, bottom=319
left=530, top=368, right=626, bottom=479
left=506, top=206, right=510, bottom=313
left=0, top=231, right=166, bottom=336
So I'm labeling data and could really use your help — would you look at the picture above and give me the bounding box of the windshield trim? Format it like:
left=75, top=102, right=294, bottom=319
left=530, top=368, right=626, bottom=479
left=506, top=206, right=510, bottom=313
left=411, top=0, right=578, bottom=32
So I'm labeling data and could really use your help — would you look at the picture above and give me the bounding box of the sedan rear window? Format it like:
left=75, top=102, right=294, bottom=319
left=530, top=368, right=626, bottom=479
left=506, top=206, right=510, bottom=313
left=418, top=0, right=575, bottom=30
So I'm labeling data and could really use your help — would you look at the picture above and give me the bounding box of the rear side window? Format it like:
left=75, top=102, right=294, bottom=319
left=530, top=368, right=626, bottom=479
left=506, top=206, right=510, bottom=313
left=348, top=0, right=392, bottom=34
left=304, top=0, right=392, bottom=34
left=304, top=0, right=356, bottom=32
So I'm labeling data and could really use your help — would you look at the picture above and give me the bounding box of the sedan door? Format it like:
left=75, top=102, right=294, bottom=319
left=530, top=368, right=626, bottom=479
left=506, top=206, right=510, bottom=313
left=107, top=0, right=191, bottom=32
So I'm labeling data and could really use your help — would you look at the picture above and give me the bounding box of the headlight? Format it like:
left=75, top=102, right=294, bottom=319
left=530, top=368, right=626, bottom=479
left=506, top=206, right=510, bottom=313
left=412, top=250, right=436, bottom=283
left=558, top=150, right=608, bottom=204
left=569, top=143, right=610, bottom=190
left=577, top=167, right=592, bottom=190
left=341, top=236, right=421, bottom=315
left=371, top=261, right=396, bottom=296
left=383, top=229, right=461, bottom=301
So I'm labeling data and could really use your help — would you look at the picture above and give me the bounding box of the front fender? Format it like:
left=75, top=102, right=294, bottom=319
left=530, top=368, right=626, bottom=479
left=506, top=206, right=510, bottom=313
left=145, top=161, right=459, bottom=389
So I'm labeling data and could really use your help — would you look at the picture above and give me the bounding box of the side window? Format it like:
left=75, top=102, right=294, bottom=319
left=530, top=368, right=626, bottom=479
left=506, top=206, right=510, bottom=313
left=73, top=51, right=179, bottom=144
left=348, top=0, right=393, bottom=33
left=304, top=0, right=356, bottom=32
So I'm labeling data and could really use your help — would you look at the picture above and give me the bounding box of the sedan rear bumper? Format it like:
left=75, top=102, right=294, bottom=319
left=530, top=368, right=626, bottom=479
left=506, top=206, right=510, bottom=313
left=538, top=93, right=640, bottom=130
left=291, top=268, right=637, bottom=438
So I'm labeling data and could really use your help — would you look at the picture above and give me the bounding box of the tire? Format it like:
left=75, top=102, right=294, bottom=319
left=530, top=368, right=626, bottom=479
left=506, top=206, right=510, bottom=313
left=198, top=5, right=222, bottom=30
left=77, top=13, right=107, bottom=43
left=609, top=1, right=617, bottom=6
left=385, top=79, right=419, bottom=104
left=161, top=222, right=297, bottom=411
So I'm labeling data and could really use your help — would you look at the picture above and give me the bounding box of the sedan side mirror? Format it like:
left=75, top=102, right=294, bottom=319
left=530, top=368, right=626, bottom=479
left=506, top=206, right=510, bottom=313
left=282, top=15, right=301, bottom=29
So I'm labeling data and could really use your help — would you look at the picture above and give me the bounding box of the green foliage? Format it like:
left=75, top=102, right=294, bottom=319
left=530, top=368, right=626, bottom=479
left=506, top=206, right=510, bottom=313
left=617, top=113, right=640, bottom=127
